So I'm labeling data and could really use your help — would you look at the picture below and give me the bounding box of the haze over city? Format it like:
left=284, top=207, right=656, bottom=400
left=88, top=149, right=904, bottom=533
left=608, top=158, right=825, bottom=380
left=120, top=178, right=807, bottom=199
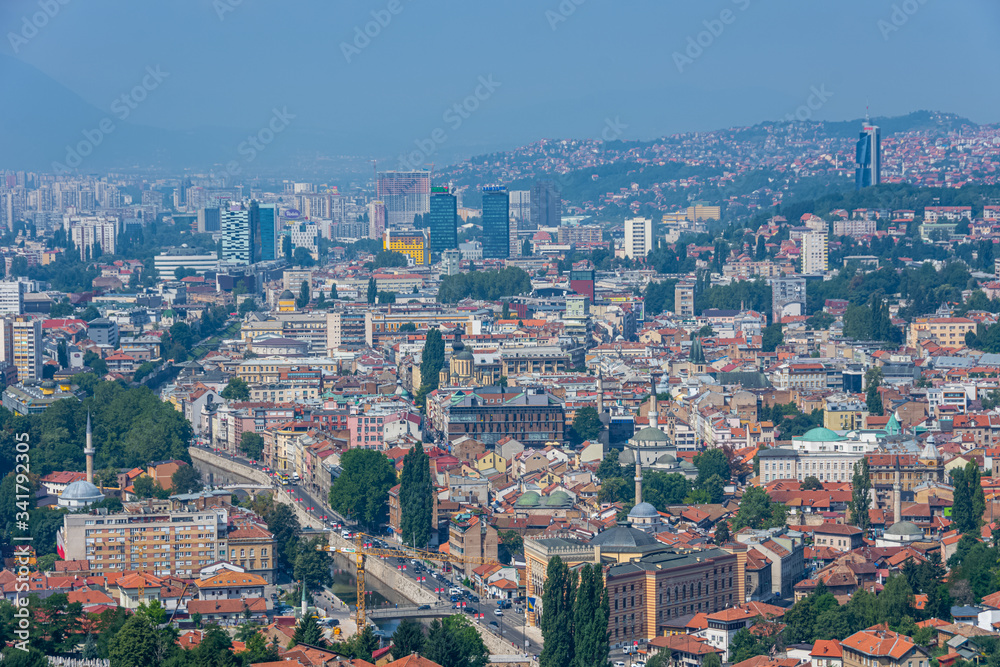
left=5, top=4, right=1000, bottom=667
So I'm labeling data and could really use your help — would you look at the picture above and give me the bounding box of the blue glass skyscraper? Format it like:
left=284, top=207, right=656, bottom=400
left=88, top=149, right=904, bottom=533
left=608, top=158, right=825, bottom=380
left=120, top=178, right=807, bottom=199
left=855, top=124, right=881, bottom=190
left=481, top=185, right=509, bottom=259
left=428, top=186, right=458, bottom=254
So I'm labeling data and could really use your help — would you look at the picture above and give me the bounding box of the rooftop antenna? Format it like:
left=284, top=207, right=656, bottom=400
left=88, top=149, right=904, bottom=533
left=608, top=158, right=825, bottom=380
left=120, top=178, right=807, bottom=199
left=372, top=160, right=378, bottom=196
left=865, top=98, right=871, bottom=125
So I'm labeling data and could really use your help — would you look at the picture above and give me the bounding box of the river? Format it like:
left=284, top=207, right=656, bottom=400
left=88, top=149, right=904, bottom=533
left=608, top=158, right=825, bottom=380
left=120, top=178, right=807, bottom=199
left=192, top=453, right=410, bottom=635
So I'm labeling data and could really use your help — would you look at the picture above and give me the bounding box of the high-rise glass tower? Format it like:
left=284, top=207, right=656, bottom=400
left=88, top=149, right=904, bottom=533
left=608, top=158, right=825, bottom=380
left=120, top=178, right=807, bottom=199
left=376, top=170, right=431, bottom=228
left=253, top=202, right=278, bottom=261
left=855, top=125, right=881, bottom=190
left=428, top=186, right=458, bottom=254
left=530, top=180, right=561, bottom=229
left=482, top=185, right=510, bottom=259
left=222, top=203, right=252, bottom=264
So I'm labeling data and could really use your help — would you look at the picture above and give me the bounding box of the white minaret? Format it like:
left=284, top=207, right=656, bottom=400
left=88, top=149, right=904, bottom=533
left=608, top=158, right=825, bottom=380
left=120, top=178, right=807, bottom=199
left=649, top=374, right=659, bottom=431
left=85, top=412, right=95, bottom=485
left=635, top=460, right=643, bottom=506
left=596, top=366, right=605, bottom=415
left=893, top=464, right=902, bottom=525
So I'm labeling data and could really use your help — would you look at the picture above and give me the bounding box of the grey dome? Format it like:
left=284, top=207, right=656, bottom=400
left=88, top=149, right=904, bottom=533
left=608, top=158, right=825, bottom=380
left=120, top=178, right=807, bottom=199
left=590, top=522, right=659, bottom=549
left=628, top=502, right=659, bottom=520
left=632, top=427, right=668, bottom=442
left=885, top=521, right=922, bottom=536
left=656, top=453, right=677, bottom=464
left=60, top=480, right=104, bottom=505
left=279, top=289, right=295, bottom=299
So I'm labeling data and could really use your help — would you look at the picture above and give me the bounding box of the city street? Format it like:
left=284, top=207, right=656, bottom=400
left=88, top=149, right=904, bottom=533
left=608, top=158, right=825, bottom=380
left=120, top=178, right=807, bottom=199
left=192, top=443, right=537, bottom=654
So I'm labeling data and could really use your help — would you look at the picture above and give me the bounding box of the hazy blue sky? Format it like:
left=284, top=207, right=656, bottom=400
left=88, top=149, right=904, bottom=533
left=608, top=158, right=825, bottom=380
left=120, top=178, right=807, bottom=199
left=3, top=0, right=999, bottom=164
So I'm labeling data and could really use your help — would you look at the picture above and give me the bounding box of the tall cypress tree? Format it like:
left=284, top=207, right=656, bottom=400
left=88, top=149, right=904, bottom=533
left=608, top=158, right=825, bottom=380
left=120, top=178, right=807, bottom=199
left=367, top=278, right=377, bottom=305
left=540, top=557, right=577, bottom=667
left=848, top=458, right=872, bottom=532
left=952, top=467, right=973, bottom=533
left=400, top=442, right=433, bottom=548
left=416, top=328, right=445, bottom=407
left=573, top=563, right=610, bottom=667
left=969, top=461, right=986, bottom=530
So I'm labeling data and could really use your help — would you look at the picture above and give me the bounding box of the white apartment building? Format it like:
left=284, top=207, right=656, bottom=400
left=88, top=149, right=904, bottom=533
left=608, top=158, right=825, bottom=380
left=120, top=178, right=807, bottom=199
left=801, top=230, right=828, bottom=274
left=12, top=316, right=41, bottom=382
left=66, top=215, right=117, bottom=260
left=0, top=280, right=25, bottom=315
left=624, top=216, right=653, bottom=260
left=290, top=222, right=320, bottom=255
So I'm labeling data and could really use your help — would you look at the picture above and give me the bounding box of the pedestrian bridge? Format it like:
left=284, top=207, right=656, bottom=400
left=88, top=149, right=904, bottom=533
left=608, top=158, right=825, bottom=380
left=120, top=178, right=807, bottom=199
left=367, top=602, right=457, bottom=619
left=221, top=483, right=272, bottom=491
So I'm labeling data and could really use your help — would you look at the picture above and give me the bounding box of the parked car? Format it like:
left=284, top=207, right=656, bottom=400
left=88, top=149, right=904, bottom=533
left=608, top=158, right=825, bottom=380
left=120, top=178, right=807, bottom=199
left=493, top=609, right=503, bottom=617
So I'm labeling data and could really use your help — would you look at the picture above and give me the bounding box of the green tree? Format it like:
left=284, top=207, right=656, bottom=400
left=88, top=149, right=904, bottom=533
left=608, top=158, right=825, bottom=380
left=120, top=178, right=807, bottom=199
left=848, top=458, right=872, bottom=532
left=732, top=485, right=787, bottom=530
left=240, top=432, right=265, bottom=460
left=108, top=613, right=159, bottom=667
left=703, top=654, right=722, bottom=667
left=367, top=278, right=377, bottom=305
left=1, top=646, right=47, bottom=667
left=762, top=323, right=784, bottom=352
left=729, top=628, right=767, bottom=663
left=522, top=238, right=533, bottom=256
left=424, top=618, right=461, bottom=667
left=221, top=377, right=251, bottom=401
left=132, top=361, right=156, bottom=383
left=400, top=442, right=433, bottom=548
left=171, top=464, right=202, bottom=494
left=293, top=247, right=315, bottom=267
left=57, top=340, right=69, bottom=368
left=132, top=475, right=157, bottom=498
left=642, top=471, right=691, bottom=510
left=572, top=406, right=603, bottom=444
left=292, top=614, right=326, bottom=647
left=694, top=448, right=731, bottom=487
left=377, top=290, right=397, bottom=304
left=392, top=619, right=426, bottom=658
left=266, top=503, right=301, bottom=569
left=802, top=476, right=823, bottom=490
left=294, top=537, right=333, bottom=590
left=573, top=563, right=610, bottom=667
left=416, top=328, right=445, bottom=407
left=540, top=556, right=577, bottom=667
left=878, top=575, right=915, bottom=628
left=329, top=449, right=397, bottom=530
left=714, top=519, right=731, bottom=545
left=296, top=280, right=310, bottom=308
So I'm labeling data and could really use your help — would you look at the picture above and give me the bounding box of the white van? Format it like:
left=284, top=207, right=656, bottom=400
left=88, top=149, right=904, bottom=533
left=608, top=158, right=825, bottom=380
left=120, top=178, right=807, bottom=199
left=449, top=587, right=463, bottom=596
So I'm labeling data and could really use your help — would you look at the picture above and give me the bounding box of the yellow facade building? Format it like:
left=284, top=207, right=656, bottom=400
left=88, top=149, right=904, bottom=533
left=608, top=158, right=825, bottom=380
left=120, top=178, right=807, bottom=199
left=383, top=229, right=430, bottom=266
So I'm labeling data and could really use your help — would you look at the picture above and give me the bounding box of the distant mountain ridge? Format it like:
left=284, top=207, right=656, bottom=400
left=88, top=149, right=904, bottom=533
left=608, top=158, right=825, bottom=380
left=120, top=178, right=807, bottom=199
left=0, top=53, right=984, bottom=177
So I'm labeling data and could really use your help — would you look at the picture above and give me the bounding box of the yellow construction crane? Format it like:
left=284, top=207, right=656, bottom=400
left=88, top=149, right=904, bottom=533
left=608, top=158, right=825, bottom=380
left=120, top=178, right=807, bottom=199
left=318, top=532, right=500, bottom=628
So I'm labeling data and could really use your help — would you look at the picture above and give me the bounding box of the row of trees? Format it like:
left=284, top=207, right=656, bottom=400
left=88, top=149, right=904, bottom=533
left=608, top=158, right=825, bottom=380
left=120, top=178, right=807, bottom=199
left=540, top=557, right=611, bottom=667
left=385, top=616, right=489, bottom=667
left=437, top=267, right=532, bottom=303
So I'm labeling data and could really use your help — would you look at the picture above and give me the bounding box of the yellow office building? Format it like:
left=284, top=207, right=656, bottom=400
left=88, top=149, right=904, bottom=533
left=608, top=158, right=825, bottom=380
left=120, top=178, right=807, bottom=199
left=383, top=230, right=430, bottom=266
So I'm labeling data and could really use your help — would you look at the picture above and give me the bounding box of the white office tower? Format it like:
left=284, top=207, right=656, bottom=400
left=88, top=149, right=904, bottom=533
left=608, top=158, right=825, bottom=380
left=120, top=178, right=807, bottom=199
left=624, top=217, right=653, bottom=260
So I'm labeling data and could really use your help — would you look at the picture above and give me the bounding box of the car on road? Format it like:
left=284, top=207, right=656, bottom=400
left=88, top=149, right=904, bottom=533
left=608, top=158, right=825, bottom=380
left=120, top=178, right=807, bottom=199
left=614, top=662, right=626, bottom=667
left=634, top=661, right=646, bottom=667
left=489, top=621, right=499, bottom=629
left=493, top=609, right=503, bottom=617
left=469, top=595, right=479, bottom=603
left=417, top=604, right=431, bottom=610
left=497, top=600, right=511, bottom=609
